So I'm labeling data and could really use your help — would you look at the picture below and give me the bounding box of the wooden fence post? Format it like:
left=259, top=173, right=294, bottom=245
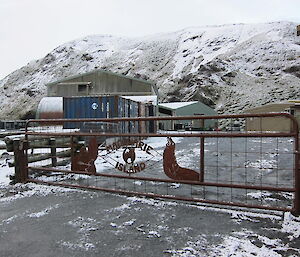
left=49, top=138, right=57, bottom=167
left=13, top=139, right=28, bottom=183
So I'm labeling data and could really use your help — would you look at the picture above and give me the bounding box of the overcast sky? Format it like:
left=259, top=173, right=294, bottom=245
left=0, top=0, right=299, bottom=80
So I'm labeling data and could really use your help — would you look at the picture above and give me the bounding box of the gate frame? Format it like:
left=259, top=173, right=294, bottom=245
left=20, top=113, right=300, bottom=215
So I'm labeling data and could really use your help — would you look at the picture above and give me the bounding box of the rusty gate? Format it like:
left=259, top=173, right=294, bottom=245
left=17, top=113, right=300, bottom=215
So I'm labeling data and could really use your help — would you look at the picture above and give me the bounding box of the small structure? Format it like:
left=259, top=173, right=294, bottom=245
left=158, top=101, right=217, bottom=130
left=0, top=120, right=27, bottom=130
left=46, top=69, right=157, bottom=97
left=36, top=97, right=63, bottom=119
left=244, top=100, right=300, bottom=131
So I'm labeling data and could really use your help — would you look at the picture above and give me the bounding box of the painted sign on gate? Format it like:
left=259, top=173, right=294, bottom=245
left=100, top=138, right=160, bottom=174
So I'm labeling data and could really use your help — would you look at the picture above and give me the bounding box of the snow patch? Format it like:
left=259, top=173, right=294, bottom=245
left=148, top=230, right=161, bottom=238
left=0, top=183, right=81, bottom=203
left=27, top=204, right=59, bottom=218
left=245, top=159, right=277, bottom=172
left=281, top=212, right=300, bottom=240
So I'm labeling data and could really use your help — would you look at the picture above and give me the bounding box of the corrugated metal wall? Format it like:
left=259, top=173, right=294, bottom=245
left=63, top=96, right=156, bottom=133
left=63, top=96, right=117, bottom=129
left=129, top=100, right=139, bottom=133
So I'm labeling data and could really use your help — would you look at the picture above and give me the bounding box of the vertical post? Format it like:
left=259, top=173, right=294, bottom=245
left=71, top=135, right=75, bottom=171
left=292, top=134, right=300, bottom=216
left=291, top=112, right=300, bottom=216
left=200, top=137, right=205, bottom=182
left=50, top=137, right=57, bottom=167
left=13, top=139, right=28, bottom=183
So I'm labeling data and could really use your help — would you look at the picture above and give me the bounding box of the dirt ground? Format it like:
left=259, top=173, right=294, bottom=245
left=0, top=183, right=300, bottom=257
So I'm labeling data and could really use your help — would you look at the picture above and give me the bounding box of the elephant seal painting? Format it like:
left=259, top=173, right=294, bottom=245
left=163, top=137, right=200, bottom=181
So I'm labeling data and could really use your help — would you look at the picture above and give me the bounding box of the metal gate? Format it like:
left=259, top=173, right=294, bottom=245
left=17, top=113, right=300, bottom=215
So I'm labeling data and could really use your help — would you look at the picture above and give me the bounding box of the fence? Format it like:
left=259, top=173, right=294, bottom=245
left=14, top=113, right=300, bottom=215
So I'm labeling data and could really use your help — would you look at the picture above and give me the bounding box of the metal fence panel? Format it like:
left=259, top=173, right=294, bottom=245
left=20, top=113, right=300, bottom=215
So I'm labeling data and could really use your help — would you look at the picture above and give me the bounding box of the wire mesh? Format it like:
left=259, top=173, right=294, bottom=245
left=24, top=114, right=298, bottom=212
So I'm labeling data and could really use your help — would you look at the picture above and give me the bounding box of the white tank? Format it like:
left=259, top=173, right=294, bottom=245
left=36, top=97, right=63, bottom=119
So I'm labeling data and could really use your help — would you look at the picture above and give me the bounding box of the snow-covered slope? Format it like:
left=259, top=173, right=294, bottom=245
left=0, top=21, right=300, bottom=119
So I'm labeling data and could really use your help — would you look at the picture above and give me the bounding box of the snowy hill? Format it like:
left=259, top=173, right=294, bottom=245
left=0, top=21, right=300, bottom=119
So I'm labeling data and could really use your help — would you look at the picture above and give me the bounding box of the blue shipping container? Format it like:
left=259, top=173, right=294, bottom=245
left=63, top=96, right=117, bottom=129
left=63, top=95, right=156, bottom=133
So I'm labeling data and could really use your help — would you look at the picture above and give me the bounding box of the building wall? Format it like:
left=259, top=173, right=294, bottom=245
left=245, top=117, right=292, bottom=132
left=174, top=102, right=217, bottom=129
left=158, top=102, right=217, bottom=130
left=47, top=70, right=154, bottom=97
left=158, top=112, right=174, bottom=130
left=244, top=104, right=300, bottom=132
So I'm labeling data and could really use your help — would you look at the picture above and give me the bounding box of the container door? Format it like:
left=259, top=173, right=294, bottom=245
left=125, top=99, right=129, bottom=133
left=148, top=104, right=155, bottom=133
left=63, top=97, right=77, bottom=129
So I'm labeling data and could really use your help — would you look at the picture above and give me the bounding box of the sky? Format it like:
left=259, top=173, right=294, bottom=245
left=0, top=0, right=299, bottom=80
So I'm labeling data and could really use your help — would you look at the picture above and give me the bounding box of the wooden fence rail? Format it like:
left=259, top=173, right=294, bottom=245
left=9, top=135, right=81, bottom=183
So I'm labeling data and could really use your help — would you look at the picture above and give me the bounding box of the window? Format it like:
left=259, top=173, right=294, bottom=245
left=159, top=107, right=172, bottom=116
left=78, top=84, right=87, bottom=92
